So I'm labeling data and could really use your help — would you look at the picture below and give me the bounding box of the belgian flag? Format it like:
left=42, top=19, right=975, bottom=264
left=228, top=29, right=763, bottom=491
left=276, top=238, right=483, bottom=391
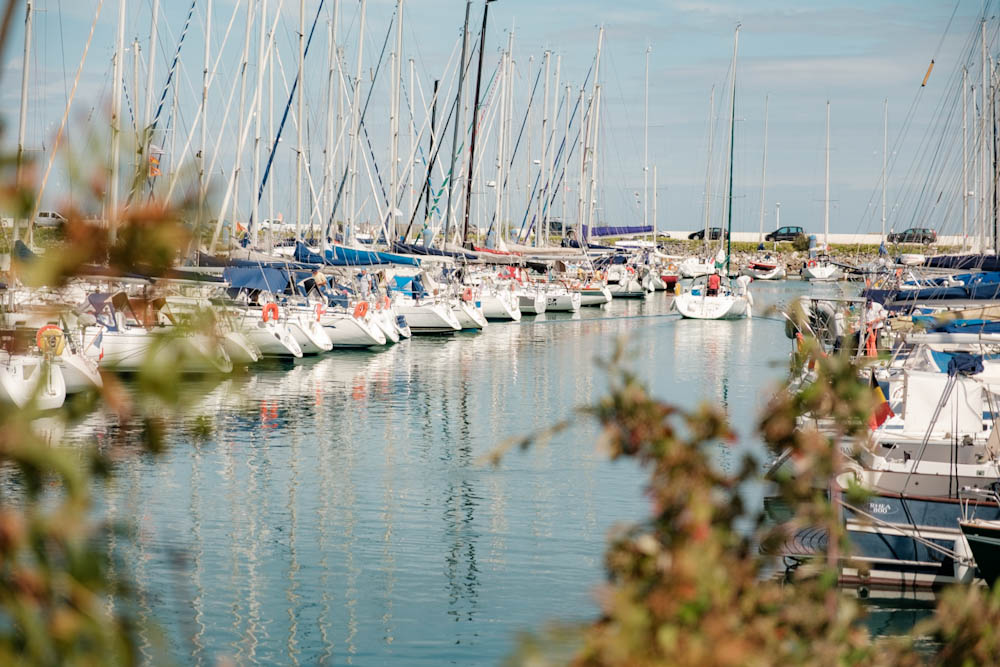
left=868, top=370, right=894, bottom=430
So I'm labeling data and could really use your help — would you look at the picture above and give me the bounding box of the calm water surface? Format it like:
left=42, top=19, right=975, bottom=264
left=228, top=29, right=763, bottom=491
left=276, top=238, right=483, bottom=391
left=66, top=279, right=847, bottom=665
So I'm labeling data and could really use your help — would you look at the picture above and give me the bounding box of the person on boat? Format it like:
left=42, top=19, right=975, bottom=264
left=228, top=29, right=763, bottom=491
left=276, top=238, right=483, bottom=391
left=706, top=271, right=721, bottom=296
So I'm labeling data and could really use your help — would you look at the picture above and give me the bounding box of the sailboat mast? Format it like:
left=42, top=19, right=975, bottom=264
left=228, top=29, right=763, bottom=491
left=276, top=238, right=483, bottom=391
left=109, top=0, right=127, bottom=243
left=445, top=0, right=472, bottom=248
left=144, top=0, right=161, bottom=130
left=232, top=0, right=256, bottom=244
left=703, top=86, right=714, bottom=250
left=295, top=0, right=305, bottom=241
left=388, top=0, right=404, bottom=243
left=251, top=0, right=269, bottom=248
left=464, top=0, right=494, bottom=247
left=963, top=67, right=968, bottom=251
left=493, top=49, right=507, bottom=245
left=882, top=98, right=888, bottom=242
left=824, top=100, right=830, bottom=249
left=15, top=1, right=33, bottom=242
left=653, top=165, right=658, bottom=240
left=643, top=45, right=650, bottom=233
left=200, top=0, right=212, bottom=238
left=347, top=0, right=367, bottom=245
left=724, top=24, right=739, bottom=273
left=758, top=95, right=768, bottom=244
left=982, top=18, right=987, bottom=252
left=536, top=50, right=550, bottom=247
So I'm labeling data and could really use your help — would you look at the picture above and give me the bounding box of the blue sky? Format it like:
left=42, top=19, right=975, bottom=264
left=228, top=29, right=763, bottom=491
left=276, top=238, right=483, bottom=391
left=0, top=0, right=988, bottom=238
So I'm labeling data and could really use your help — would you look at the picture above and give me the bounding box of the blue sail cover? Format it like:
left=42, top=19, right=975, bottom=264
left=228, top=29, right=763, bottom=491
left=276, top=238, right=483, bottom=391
left=223, top=267, right=290, bottom=292
left=583, top=225, right=653, bottom=238
left=293, top=241, right=330, bottom=265
left=325, top=244, right=420, bottom=267
left=391, top=242, right=477, bottom=260
left=925, top=254, right=1000, bottom=272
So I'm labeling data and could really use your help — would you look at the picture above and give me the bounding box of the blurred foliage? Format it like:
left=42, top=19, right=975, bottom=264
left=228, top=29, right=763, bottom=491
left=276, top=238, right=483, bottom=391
left=503, top=340, right=1000, bottom=665
left=0, top=97, right=217, bottom=661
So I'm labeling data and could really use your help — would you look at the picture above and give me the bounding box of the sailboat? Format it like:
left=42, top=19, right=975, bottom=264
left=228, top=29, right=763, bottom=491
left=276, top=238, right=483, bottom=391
left=801, top=101, right=841, bottom=282
left=742, top=96, right=785, bottom=281
left=674, top=25, right=752, bottom=321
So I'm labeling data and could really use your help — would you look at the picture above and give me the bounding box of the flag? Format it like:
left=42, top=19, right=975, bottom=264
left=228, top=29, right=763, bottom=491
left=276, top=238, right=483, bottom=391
left=868, top=371, right=894, bottom=430
left=148, top=154, right=161, bottom=177
left=88, top=330, right=104, bottom=362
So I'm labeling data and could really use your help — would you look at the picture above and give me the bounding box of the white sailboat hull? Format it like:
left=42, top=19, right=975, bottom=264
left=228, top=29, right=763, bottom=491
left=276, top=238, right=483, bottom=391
left=801, top=262, right=840, bottom=281
left=673, top=293, right=750, bottom=320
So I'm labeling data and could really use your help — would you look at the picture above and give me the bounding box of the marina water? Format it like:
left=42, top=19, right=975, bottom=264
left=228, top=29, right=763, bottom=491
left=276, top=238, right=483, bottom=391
left=67, top=282, right=831, bottom=664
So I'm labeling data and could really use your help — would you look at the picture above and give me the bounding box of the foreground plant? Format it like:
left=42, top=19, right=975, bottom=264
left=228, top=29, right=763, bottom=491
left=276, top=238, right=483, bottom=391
left=503, top=341, right=1000, bottom=666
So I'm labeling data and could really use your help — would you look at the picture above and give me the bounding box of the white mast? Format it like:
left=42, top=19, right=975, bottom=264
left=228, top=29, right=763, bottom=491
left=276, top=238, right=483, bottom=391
left=652, top=165, right=658, bottom=240
left=758, top=95, right=768, bottom=244
left=388, top=0, right=404, bottom=241
left=347, top=0, right=368, bottom=244
left=295, top=0, right=306, bottom=241
left=251, top=0, right=269, bottom=247
left=981, top=19, right=987, bottom=252
left=232, top=0, right=256, bottom=244
left=643, top=45, right=650, bottom=232
left=322, top=3, right=336, bottom=227
left=408, top=57, right=415, bottom=221
left=144, top=0, right=161, bottom=130
left=109, top=0, right=127, bottom=243
left=881, top=98, right=888, bottom=242
left=537, top=50, right=551, bottom=247
left=703, top=86, right=715, bottom=245
left=199, top=0, right=212, bottom=236
left=576, top=86, right=586, bottom=243
left=493, top=48, right=507, bottom=245
left=15, top=1, right=32, bottom=242
left=823, top=100, right=830, bottom=249
left=963, top=67, right=968, bottom=251
left=561, top=83, right=569, bottom=232
left=546, top=52, right=561, bottom=242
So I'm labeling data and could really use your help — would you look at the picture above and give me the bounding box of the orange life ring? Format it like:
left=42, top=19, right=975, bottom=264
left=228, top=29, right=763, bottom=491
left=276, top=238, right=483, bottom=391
left=353, top=301, right=369, bottom=319
left=462, top=287, right=473, bottom=302
left=807, top=260, right=817, bottom=268
left=627, top=266, right=635, bottom=273
left=383, top=296, right=391, bottom=310
left=315, top=303, right=327, bottom=321
left=262, top=303, right=279, bottom=322
left=36, top=325, right=65, bottom=356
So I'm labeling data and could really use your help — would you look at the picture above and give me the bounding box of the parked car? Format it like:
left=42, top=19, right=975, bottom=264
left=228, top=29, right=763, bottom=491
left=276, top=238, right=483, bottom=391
left=887, top=227, right=937, bottom=245
left=688, top=227, right=727, bottom=240
left=34, top=210, right=67, bottom=228
left=764, top=226, right=805, bottom=242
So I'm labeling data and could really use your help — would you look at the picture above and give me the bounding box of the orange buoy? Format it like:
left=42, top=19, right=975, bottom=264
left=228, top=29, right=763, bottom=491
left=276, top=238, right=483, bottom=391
left=262, top=303, right=280, bottom=322
left=353, top=301, right=369, bottom=319
left=35, top=325, right=65, bottom=356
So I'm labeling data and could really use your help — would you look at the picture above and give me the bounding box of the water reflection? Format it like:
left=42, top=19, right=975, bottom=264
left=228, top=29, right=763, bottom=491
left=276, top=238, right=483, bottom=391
left=56, top=287, right=805, bottom=664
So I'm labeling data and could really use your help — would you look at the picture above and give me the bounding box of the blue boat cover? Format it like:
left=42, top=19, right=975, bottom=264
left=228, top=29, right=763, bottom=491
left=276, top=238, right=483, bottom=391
left=326, top=244, right=420, bottom=267
left=389, top=275, right=427, bottom=297
left=223, top=267, right=290, bottom=292
left=392, top=241, right=478, bottom=260
left=929, top=319, right=1000, bottom=334
left=947, top=353, right=984, bottom=376
left=583, top=225, right=653, bottom=238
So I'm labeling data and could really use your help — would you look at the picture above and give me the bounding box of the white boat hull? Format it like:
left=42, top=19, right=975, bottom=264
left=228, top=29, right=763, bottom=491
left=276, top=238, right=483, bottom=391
left=454, top=301, right=488, bottom=330
left=801, top=262, right=840, bottom=281
left=0, top=355, right=66, bottom=410
left=480, top=289, right=522, bottom=321
left=673, top=293, right=749, bottom=320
